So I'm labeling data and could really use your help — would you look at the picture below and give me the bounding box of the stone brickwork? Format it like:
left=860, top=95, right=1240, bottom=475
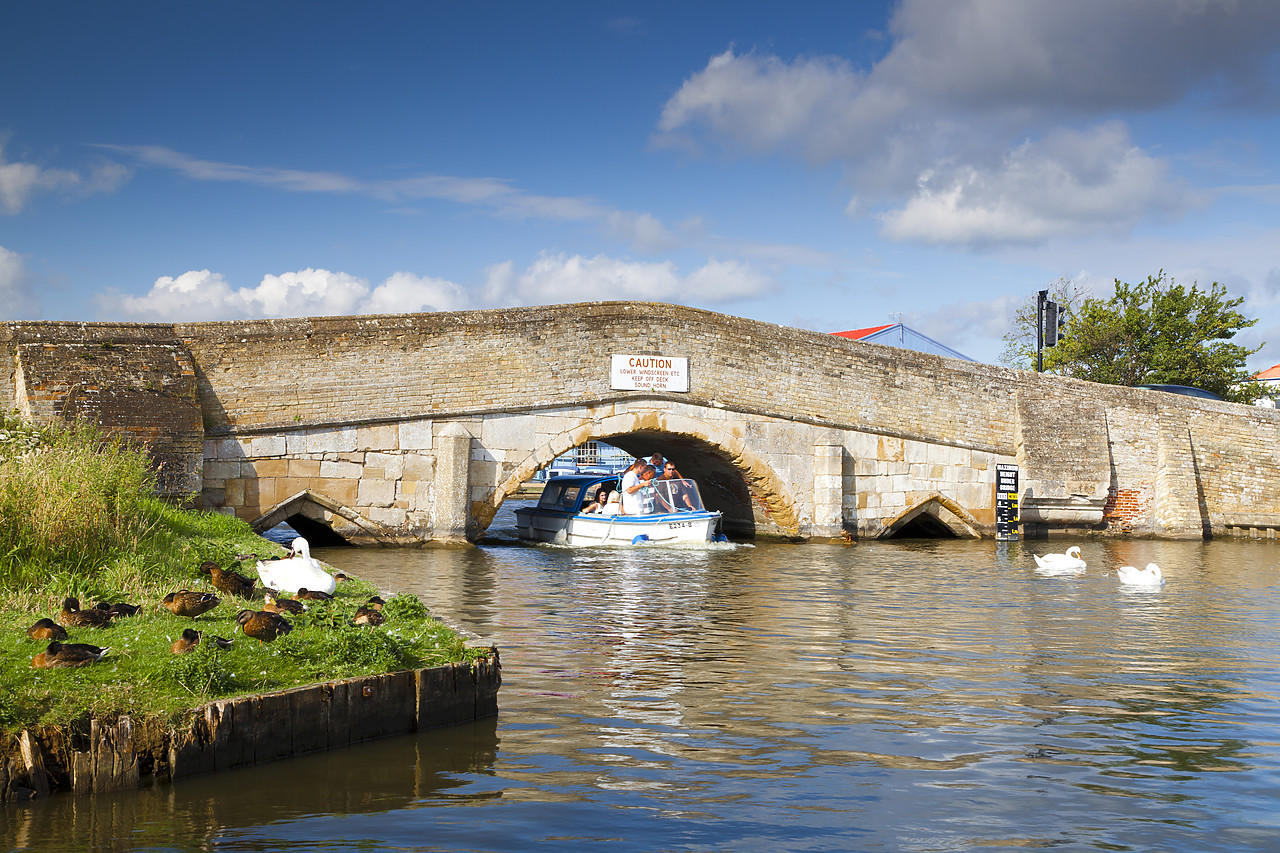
left=6, top=302, right=1280, bottom=541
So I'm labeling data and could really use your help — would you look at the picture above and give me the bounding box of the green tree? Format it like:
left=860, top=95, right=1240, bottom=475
left=1034, top=272, right=1264, bottom=403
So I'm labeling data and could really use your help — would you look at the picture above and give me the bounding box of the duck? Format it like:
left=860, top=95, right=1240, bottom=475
left=32, top=640, right=109, bottom=668
left=352, top=606, right=386, bottom=627
left=1033, top=546, right=1087, bottom=571
left=162, top=589, right=222, bottom=618
left=27, top=618, right=68, bottom=641
left=365, top=595, right=386, bottom=611
left=171, top=628, right=202, bottom=654
left=263, top=592, right=305, bottom=615
left=95, top=600, right=141, bottom=617
left=255, top=537, right=336, bottom=595
left=296, top=587, right=332, bottom=602
left=236, top=609, right=293, bottom=644
left=1116, top=563, right=1164, bottom=586
left=59, top=597, right=115, bottom=628
left=199, top=560, right=256, bottom=598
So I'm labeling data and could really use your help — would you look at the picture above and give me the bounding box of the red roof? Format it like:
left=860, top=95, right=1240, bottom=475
left=1257, top=363, right=1280, bottom=380
left=832, top=324, right=895, bottom=340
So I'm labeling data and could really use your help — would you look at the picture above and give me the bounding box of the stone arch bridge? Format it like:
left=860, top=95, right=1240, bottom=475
left=4, top=302, right=1280, bottom=544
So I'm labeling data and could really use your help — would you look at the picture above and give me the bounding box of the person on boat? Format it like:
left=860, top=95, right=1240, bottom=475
left=581, top=486, right=612, bottom=514
left=656, top=462, right=696, bottom=511
left=622, top=464, right=658, bottom=515
left=620, top=459, right=645, bottom=508
left=601, top=492, right=622, bottom=516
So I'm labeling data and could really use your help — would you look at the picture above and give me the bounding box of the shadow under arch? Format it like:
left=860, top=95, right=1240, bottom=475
left=485, top=418, right=803, bottom=539
left=878, top=492, right=983, bottom=539
left=250, top=488, right=392, bottom=546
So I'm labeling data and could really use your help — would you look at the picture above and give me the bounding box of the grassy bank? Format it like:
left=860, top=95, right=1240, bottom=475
left=0, top=414, right=487, bottom=732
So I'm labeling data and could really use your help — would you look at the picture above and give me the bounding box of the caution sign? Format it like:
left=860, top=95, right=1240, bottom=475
left=610, top=354, right=689, bottom=392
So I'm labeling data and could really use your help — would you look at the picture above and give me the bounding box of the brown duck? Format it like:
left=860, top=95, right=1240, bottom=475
left=171, top=628, right=202, bottom=654
left=236, top=609, right=293, bottom=644
left=95, top=601, right=141, bottom=617
left=59, top=597, right=114, bottom=628
left=263, top=592, right=305, bottom=615
left=365, top=595, right=386, bottom=611
left=199, top=560, right=256, bottom=598
left=162, top=590, right=221, bottom=619
left=32, top=640, right=109, bottom=668
left=352, top=606, right=386, bottom=627
left=27, top=618, right=68, bottom=641
left=296, top=587, right=332, bottom=602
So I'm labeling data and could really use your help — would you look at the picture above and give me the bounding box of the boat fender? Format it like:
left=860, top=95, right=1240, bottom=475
left=631, top=534, right=650, bottom=544
left=713, top=534, right=729, bottom=543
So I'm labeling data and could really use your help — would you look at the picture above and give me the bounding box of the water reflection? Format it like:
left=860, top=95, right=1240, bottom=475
left=7, top=533, right=1280, bottom=851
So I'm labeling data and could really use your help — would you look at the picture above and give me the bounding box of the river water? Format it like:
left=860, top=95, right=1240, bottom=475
left=7, top=506, right=1280, bottom=851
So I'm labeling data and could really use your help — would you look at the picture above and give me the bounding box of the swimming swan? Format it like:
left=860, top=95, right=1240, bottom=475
left=1115, top=562, right=1164, bottom=586
left=1033, top=546, right=1086, bottom=571
left=256, top=537, right=336, bottom=595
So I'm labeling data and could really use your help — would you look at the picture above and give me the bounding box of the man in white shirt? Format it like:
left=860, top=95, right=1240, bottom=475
left=622, top=464, right=657, bottom=514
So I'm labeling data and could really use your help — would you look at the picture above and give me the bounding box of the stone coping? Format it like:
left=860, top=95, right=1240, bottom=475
left=0, top=653, right=500, bottom=802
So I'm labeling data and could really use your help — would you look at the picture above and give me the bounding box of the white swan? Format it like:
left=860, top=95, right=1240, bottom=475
left=1033, top=546, right=1086, bottom=571
left=256, top=537, right=336, bottom=595
left=1116, top=562, right=1164, bottom=586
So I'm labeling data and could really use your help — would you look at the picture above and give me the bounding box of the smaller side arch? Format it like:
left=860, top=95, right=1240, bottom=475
left=251, top=488, right=399, bottom=546
left=878, top=492, right=984, bottom=539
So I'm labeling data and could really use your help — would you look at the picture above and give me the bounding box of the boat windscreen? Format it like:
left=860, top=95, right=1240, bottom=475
left=650, top=478, right=705, bottom=512
left=539, top=483, right=583, bottom=510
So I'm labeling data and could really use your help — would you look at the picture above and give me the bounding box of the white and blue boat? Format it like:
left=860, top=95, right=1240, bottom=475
left=515, top=474, right=724, bottom=545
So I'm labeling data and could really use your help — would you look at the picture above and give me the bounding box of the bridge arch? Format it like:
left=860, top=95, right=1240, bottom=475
left=878, top=492, right=982, bottom=539
left=250, top=488, right=398, bottom=546
left=483, top=410, right=803, bottom=538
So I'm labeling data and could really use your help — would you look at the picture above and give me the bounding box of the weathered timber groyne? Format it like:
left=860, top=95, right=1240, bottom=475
left=1, top=654, right=499, bottom=802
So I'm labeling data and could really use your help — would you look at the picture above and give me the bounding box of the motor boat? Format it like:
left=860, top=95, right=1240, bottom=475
left=514, top=474, right=724, bottom=545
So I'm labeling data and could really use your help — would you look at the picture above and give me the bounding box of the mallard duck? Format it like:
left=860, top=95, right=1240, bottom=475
left=255, top=537, right=336, bottom=595
left=32, top=640, right=109, bottom=668
left=199, top=560, right=256, bottom=598
left=236, top=608, right=293, bottom=644
left=59, top=597, right=114, bottom=628
left=334, top=572, right=351, bottom=583
left=352, top=606, right=386, bottom=627
left=262, top=592, right=305, bottom=615
left=366, top=595, right=386, bottom=611
left=296, top=587, right=332, bottom=601
left=95, top=601, right=141, bottom=617
left=162, top=590, right=221, bottom=618
left=27, top=618, right=68, bottom=641
left=1116, top=562, right=1164, bottom=586
left=171, top=628, right=202, bottom=654
left=1033, top=546, right=1086, bottom=571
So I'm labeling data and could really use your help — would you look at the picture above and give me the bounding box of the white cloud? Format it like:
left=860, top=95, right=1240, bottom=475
left=654, top=0, right=1280, bottom=247
left=0, top=143, right=130, bottom=214
left=106, top=268, right=373, bottom=321
left=879, top=124, right=1193, bottom=245
left=363, top=272, right=471, bottom=314
left=98, top=254, right=772, bottom=322
left=0, top=244, right=40, bottom=318
left=481, top=253, right=773, bottom=306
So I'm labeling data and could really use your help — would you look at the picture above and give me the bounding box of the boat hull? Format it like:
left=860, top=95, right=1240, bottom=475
left=515, top=508, right=722, bottom=545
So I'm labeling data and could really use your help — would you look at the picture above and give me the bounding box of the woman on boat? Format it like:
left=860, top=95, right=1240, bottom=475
left=581, top=486, right=612, bottom=514
left=622, top=465, right=658, bottom=515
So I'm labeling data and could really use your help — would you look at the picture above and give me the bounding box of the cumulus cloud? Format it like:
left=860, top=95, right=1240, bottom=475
left=98, top=254, right=772, bottom=322
left=0, top=143, right=130, bottom=214
left=0, top=245, right=40, bottom=318
left=654, top=0, right=1280, bottom=247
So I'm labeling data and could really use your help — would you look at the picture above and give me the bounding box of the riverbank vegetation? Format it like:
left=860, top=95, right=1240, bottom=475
left=0, top=414, right=485, bottom=732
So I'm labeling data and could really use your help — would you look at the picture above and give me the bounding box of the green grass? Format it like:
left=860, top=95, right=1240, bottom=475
left=0, top=414, right=488, bottom=732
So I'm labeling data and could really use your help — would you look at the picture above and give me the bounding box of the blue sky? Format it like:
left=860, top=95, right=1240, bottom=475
left=4, top=1, right=1280, bottom=368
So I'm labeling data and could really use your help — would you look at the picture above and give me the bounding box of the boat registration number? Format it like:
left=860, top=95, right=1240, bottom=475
left=667, top=521, right=694, bottom=530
